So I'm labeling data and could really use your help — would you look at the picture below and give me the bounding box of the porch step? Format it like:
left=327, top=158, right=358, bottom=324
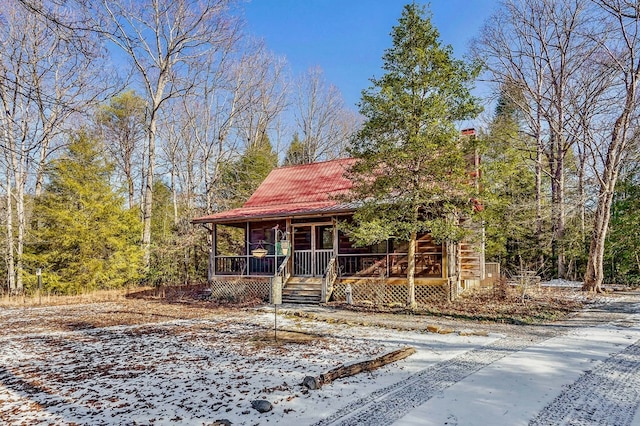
left=282, top=278, right=322, bottom=304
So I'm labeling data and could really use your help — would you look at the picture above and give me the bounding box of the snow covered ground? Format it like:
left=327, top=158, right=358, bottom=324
left=541, top=279, right=584, bottom=288
left=1, top=295, right=640, bottom=425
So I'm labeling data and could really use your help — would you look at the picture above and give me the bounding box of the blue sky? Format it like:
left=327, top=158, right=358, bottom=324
left=243, top=0, right=500, bottom=110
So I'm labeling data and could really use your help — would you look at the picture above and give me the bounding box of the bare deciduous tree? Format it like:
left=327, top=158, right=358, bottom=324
left=91, top=0, right=240, bottom=266
left=583, top=0, right=640, bottom=292
left=292, top=66, right=359, bottom=164
left=473, top=0, right=601, bottom=277
left=0, top=0, right=107, bottom=292
left=96, top=90, right=147, bottom=209
left=234, top=43, right=289, bottom=152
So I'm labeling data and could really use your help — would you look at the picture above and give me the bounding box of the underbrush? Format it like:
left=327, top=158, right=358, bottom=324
left=0, top=287, right=133, bottom=307
left=0, top=283, right=263, bottom=310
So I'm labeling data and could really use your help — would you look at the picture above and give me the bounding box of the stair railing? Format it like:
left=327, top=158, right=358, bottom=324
left=275, top=251, right=291, bottom=283
left=322, top=257, right=338, bottom=303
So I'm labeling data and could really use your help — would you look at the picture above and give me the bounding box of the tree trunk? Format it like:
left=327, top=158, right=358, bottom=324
left=141, top=125, right=155, bottom=268
left=583, top=172, right=616, bottom=292
left=318, top=347, right=416, bottom=385
left=584, top=79, right=638, bottom=291
left=535, top=121, right=545, bottom=271
left=171, top=164, right=178, bottom=226
left=5, top=168, right=15, bottom=293
left=15, top=173, right=25, bottom=291
left=406, top=231, right=417, bottom=309
left=142, top=86, right=165, bottom=268
left=446, top=239, right=459, bottom=301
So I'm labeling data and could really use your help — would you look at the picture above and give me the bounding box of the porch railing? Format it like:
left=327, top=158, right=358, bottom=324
left=338, top=254, right=387, bottom=277
left=215, top=256, right=248, bottom=275
left=215, top=255, right=286, bottom=276
left=293, top=249, right=334, bottom=277
left=321, top=257, right=338, bottom=303
left=315, top=250, right=334, bottom=276
left=215, top=253, right=443, bottom=278
left=293, top=250, right=312, bottom=276
left=336, top=253, right=443, bottom=278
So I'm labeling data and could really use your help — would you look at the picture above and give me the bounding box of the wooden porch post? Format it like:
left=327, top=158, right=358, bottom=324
left=332, top=217, right=339, bottom=258
left=208, top=224, right=216, bottom=284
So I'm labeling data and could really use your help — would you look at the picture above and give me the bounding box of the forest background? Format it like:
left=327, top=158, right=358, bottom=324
left=1, top=0, right=639, bottom=295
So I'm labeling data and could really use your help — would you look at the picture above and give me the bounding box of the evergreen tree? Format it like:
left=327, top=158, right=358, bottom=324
left=345, top=3, right=481, bottom=307
left=284, top=133, right=306, bottom=166
left=148, top=180, right=184, bottom=286
left=27, top=132, right=143, bottom=293
left=605, top=171, right=640, bottom=284
left=482, top=91, right=544, bottom=273
left=220, top=135, right=278, bottom=208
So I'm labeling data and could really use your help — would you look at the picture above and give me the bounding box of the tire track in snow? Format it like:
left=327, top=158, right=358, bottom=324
left=529, top=339, right=640, bottom=426
left=313, top=336, right=548, bottom=426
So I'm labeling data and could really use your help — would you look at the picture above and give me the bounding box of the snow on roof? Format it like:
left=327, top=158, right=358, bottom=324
left=192, top=158, right=356, bottom=224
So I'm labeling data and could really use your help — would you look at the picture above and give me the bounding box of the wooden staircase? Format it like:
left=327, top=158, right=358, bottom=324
left=281, top=277, right=322, bottom=304
left=459, top=242, right=482, bottom=280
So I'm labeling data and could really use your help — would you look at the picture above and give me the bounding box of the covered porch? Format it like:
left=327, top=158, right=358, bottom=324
left=204, top=214, right=455, bottom=304
left=211, top=217, right=446, bottom=281
left=192, top=159, right=482, bottom=305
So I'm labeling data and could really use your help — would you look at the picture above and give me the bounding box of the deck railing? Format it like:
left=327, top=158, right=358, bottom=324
left=215, top=253, right=442, bottom=278
left=293, top=249, right=334, bottom=276
left=215, top=255, right=286, bottom=276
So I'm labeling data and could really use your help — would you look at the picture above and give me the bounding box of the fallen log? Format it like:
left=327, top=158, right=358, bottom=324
left=317, top=347, right=416, bottom=386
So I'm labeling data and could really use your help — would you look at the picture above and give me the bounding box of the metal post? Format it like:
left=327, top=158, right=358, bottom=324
left=275, top=228, right=278, bottom=276
left=36, top=268, right=42, bottom=305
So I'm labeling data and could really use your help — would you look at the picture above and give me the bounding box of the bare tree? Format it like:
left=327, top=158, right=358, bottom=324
left=90, top=0, right=240, bottom=266
left=292, top=66, right=359, bottom=164
left=96, top=90, right=147, bottom=209
left=234, top=43, right=289, bottom=152
left=473, top=0, right=601, bottom=277
left=171, top=41, right=255, bottom=214
left=583, top=0, right=640, bottom=291
left=0, top=0, right=107, bottom=292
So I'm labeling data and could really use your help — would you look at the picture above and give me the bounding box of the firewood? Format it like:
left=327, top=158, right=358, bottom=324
left=318, top=347, right=416, bottom=386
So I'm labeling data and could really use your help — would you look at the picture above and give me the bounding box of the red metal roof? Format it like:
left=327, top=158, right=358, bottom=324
left=193, top=158, right=356, bottom=224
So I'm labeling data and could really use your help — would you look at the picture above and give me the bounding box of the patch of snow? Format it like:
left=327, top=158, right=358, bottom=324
left=541, top=279, right=583, bottom=288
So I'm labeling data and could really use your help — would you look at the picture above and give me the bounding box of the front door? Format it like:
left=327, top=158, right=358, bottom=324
left=292, top=224, right=334, bottom=276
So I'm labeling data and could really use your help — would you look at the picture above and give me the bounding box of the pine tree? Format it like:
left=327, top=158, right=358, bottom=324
left=481, top=92, right=543, bottom=273
left=345, top=3, right=481, bottom=308
left=27, top=131, right=143, bottom=293
left=284, top=133, right=306, bottom=166
left=220, top=135, right=278, bottom=208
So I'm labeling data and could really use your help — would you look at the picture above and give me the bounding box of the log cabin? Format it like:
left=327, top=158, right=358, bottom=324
left=192, top=156, right=485, bottom=305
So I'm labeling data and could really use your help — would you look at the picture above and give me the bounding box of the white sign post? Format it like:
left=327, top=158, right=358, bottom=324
left=271, top=277, right=282, bottom=342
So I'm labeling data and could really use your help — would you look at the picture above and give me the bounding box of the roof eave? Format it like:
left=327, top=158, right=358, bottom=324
left=191, top=206, right=355, bottom=225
